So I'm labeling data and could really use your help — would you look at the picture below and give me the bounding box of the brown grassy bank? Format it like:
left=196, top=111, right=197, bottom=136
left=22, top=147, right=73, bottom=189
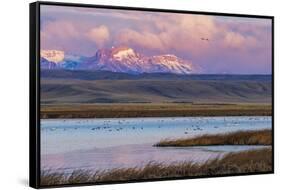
left=40, top=148, right=272, bottom=186
left=155, top=129, right=272, bottom=147
left=40, top=103, right=272, bottom=119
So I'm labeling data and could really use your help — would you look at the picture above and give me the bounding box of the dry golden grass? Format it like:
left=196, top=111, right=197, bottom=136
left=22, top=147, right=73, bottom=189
left=40, top=148, right=272, bottom=186
left=40, top=103, right=272, bottom=118
left=155, top=129, right=272, bottom=147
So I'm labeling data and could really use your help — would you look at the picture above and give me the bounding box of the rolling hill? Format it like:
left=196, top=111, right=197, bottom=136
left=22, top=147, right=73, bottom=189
left=40, top=70, right=272, bottom=104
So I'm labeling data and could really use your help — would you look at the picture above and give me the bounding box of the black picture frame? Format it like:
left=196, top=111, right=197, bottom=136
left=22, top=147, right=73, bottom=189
left=30, top=1, right=274, bottom=188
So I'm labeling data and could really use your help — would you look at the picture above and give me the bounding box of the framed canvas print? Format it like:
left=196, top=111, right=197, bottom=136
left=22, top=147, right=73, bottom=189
left=29, top=1, right=274, bottom=188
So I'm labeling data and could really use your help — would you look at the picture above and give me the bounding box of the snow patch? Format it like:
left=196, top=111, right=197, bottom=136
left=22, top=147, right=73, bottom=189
left=41, top=50, right=65, bottom=64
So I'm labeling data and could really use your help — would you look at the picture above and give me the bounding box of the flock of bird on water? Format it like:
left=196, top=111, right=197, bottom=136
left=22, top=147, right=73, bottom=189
left=42, top=117, right=269, bottom=135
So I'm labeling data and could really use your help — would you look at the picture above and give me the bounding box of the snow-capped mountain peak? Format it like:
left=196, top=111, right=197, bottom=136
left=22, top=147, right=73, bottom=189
left=40, top=46, right=197, bottom=74
left=40, top=50, right=65, bottom=64
left=149, top=55, right=193, bottom=74
left=83, top=46, right=195, bottom=74
left=111, top=46, right=136, bottom=60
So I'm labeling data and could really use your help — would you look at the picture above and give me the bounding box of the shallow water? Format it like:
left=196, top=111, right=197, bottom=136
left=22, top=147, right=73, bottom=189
left=41, top=116, right=271, bottom=172
left=41, top=144, right=270, bottom=173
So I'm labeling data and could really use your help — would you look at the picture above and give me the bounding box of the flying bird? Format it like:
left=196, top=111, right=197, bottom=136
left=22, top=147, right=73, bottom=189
left=201, top=38, right=210, bottom=42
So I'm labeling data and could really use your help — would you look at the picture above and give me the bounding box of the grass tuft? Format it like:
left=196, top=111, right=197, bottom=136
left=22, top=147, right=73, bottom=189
left=154, top=129, right=272, bottom=147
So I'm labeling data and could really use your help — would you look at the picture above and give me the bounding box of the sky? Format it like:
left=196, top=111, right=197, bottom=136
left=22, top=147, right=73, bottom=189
left=40, top=5, right=272, bottom=74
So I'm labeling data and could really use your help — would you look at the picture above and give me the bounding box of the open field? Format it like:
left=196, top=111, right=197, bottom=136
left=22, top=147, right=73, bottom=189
left=40, top=148, right=272, bottom=186
left=154, top=129, right=272, bottom=147
left=40, top=103, right=271, bottom=118
left=41, top=73, right=272, bottom=104
left=41, top=72, right=272, bottom=118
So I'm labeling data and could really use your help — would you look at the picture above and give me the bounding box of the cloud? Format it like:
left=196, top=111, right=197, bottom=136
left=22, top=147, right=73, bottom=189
left=117, top=29, right=165, bottom=51
left=40, top=20, right=81, bottom=52
left=41, top=20, right=79, bottom=39
left=40, top=5, right=272, bottom=74
left=115, top=14, right=222, bottom=56
left=223, top=31, right=258, bottom=50
left=86, top=25, right=110, bottom=47
left=41, top=20, right=110, bottom=55
left=114, top=13, right=270, bottom=60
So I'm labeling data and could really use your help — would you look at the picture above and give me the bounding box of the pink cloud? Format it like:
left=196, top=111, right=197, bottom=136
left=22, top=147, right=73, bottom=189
left=223, top=31, right=258, bottom=50
left=117, top=29, right=165, bottom=51
left=115, top=14, right=222, bottom=56
left=41, top=20, right=79, bottom=39
left=41, top=5, right=272, bottom=73
left=86, top=25, right=110, bottom=47
left=41, top=20, right=81, bottom=51
left=114, top=13, right=269, bottom=60
left=41, top=20, right=111, bottom=55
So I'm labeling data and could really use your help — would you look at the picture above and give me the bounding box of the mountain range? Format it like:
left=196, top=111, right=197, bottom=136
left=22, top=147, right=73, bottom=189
left=40, top=46, right=197, bottom=74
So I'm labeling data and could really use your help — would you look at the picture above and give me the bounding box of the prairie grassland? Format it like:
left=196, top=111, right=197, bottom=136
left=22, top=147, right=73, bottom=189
left=41, top=76, right=272, bottom=105
left=40, top=103, right=272, bottom=118
left=155, top=129, right=272, bottom=147
left=40, top=148, right=272, bottom=186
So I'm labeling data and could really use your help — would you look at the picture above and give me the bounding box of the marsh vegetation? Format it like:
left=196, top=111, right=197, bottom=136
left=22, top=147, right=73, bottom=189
left=155, top=129, right=272, bottom=147
left=41, top=148, right=272, bottom=186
